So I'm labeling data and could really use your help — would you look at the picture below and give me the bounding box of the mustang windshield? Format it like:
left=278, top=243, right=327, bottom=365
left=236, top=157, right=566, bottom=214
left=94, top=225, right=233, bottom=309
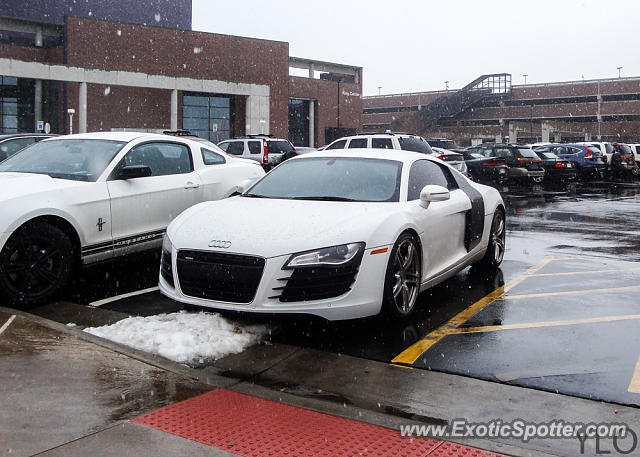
left=244, top=157, right=403, bottom=202
left=0, top=139, right=126, bottom=182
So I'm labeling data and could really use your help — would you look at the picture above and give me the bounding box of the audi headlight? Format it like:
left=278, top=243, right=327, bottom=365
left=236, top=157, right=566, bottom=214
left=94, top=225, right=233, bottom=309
left=284, top=242, right=365, bottom=269
left=162, top=233, right=173, bottom=253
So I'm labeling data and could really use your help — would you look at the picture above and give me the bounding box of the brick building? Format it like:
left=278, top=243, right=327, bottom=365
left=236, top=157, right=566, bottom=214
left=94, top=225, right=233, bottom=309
left=363, top=74, right=640, bottom=145
left=0, top=2, right=362, bottom=147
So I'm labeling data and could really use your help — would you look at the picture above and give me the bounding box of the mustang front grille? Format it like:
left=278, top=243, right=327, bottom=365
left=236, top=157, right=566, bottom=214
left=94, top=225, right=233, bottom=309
left=177, top=250, right=265, bottom=304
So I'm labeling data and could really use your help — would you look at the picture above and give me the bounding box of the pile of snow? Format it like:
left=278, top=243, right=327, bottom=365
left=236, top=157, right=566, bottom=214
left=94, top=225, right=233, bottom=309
left=84, top=311, right=268, bottom=364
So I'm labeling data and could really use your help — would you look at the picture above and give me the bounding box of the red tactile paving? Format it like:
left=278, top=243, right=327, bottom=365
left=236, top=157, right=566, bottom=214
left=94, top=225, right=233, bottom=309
left=428, top=441, right=508, bottom=457
left=133, top=389, right=506, bottom=457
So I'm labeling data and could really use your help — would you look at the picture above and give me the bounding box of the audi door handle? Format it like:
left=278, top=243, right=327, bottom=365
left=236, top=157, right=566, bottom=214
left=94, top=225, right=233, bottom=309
left=184, top=182, right=200, bottom=189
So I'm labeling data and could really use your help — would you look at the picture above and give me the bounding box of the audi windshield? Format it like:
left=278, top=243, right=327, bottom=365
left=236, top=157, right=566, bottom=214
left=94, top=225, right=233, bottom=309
left=243, top=157, right=403, bottom=202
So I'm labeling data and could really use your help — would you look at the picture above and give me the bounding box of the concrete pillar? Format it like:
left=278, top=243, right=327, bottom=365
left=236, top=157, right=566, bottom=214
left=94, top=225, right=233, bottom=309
left=34, top=79, right=42, bottom=131
left=78, top=82, right=87, bottom=133
left=541, top=122, right=552, bottom=143
left=170, top=89, right=178, bottom=130
left=245, top=95, right=270, bottom=135
left=35, top=27, right=43, bottom=47
left=553, top=132, right=561, bottom=143
left=308, top=63, right=314, bottom=79
left=508, top=122, right=518, bottom=144
left=308, top=100, right=315, bottom=147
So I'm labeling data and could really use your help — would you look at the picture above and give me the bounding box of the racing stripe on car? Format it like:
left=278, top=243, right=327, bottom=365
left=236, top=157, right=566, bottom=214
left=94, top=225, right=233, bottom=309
left=82, top=229, right=165, bottom=256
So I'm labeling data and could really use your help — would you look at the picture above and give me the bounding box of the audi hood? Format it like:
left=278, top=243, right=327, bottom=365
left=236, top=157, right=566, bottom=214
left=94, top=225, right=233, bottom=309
left=166, top=196, right=408, bottom=258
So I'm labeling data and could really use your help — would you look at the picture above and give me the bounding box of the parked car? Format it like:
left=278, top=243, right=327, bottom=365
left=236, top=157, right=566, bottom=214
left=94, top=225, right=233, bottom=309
left=0, top=132, right=265, bottom=307
left=610, top=143, right=639, bottom=180
left=324, top=132, right=433, bottom=155
left=430, top=147, right=468, bottom=175
left=627, top=143, right=640, bottom=164
left=535, top=144, right=606, bottom=180
left=469, top=143, right=545, bottom=188
left=217, top=135, right=296, bottom=170
left=424, top=138, right=465, bottom=153
left=276, top=146, right=317, bottom=164
left=577, top=141, right=614, bottom=164
left=531, top=149, right=577, bottom=183
left=159, top=149, right=505, bottom=320
left=0, top=133, right=55, bottom=162
left=461, top=149, right=509, bottom=188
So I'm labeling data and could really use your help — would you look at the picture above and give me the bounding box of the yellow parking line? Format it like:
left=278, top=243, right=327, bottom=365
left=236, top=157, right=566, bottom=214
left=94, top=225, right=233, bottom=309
left=629, top=357, right=640, bottom=394
left=391, top=256, right=554, bottom=365
left=529, top=267, right=640, bottom=277
left=446, top=314, right=640, bottom=335
left=507, top=285, right=640, bottom=300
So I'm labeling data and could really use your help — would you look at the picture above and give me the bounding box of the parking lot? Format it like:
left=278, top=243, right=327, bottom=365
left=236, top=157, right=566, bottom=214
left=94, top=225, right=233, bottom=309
left=18, top=182, right=639, bottom=414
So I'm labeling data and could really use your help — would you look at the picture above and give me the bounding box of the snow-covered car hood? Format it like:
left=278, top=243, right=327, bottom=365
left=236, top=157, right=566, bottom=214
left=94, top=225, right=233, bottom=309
left=0, top=172, right=88, bottom=203
left=167, top=196, right=404, bottom=258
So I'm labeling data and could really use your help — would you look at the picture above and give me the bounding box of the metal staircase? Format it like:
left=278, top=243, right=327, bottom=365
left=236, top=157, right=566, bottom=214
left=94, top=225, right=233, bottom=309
left=417, top=73, right=512, bottom=127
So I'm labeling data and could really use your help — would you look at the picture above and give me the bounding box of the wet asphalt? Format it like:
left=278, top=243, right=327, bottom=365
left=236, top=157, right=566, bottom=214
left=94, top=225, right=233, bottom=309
left=0, top=310, right=214, bottom=457
left=20, top=181, right=640, bottom=409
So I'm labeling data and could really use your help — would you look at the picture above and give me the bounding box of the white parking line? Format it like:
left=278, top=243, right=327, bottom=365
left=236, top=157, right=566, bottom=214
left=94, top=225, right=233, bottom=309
left=89, top=286, right=159, bottom=308
left=0, top=315, right=16, bottom=336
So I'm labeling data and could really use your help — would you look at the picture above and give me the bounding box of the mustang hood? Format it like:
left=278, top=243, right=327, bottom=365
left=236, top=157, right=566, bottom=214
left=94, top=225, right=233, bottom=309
left=0, top=173, right=87, bottom=203
left=168, top=196, right=403, bottom=258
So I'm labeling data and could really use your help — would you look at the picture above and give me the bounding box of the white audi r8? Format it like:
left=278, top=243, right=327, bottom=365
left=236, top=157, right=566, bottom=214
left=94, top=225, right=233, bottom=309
left=160, top=149, right=506, bottom=320
left=0, top=132, right=264, bottom=307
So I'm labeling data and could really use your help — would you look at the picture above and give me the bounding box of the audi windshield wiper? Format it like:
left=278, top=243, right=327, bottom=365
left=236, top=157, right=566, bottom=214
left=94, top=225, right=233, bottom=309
left=289, top=196, right=357, bottom=202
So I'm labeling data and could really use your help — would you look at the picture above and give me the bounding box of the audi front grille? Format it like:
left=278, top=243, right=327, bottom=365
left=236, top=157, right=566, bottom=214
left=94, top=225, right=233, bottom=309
left=177, top=250, right=265, bottom=304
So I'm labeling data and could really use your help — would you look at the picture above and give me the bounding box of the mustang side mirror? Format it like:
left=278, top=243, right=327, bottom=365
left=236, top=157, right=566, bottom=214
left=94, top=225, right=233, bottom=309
left=117, top=165, right=152, bottom=180
left=419, top=185, right=450, bottom=208
left=237, top=178, right=255, bottom=194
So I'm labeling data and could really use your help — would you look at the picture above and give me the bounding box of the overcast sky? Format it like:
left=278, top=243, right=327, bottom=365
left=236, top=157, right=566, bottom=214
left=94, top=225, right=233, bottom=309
left=192, top=0, right=640, bottom=96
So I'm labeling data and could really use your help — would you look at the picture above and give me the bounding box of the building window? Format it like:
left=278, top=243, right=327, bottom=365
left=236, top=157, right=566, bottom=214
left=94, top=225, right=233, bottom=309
left=288, top=98, right=310, bottom=147
left=0, top=76, right=34, bottom=134
left=182, top=93, right=233, bottom=143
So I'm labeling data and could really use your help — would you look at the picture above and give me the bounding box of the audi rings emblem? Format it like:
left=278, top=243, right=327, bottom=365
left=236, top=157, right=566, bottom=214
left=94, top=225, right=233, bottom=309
left=208, top=240, right=232, bottom=249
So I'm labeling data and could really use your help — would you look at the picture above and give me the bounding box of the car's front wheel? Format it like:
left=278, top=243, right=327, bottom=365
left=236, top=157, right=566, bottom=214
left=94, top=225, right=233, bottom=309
left=0, top=222, right=75, bottom=308
left=382, top=233, right=421, bottom=319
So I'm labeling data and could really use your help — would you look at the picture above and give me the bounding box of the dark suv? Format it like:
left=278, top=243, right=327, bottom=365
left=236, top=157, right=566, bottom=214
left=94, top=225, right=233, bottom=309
left=469, top=143, right=545, bottom=187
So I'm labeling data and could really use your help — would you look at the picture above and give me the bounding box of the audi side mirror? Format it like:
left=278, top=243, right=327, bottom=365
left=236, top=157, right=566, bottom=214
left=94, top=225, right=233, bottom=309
left=419, top=185, right=450, bottom=208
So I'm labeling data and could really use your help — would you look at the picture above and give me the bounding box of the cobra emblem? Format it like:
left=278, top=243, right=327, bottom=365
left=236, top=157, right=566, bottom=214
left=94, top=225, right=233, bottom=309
left=208, top=240, right=232, bottom=249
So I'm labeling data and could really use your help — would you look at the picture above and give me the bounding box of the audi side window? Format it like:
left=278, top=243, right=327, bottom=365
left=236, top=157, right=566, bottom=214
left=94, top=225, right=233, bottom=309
left=435, top=162, right=460, bottom=191
left=407, top=160, right=450, bottom=200
left=201, top=147, right=226, bottom=165
left=327, top=139, right=347, bottom=150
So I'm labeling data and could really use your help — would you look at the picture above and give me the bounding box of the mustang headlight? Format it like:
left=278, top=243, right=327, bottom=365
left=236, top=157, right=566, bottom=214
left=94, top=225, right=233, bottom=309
left=284, top=242, right=365, bottom=269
